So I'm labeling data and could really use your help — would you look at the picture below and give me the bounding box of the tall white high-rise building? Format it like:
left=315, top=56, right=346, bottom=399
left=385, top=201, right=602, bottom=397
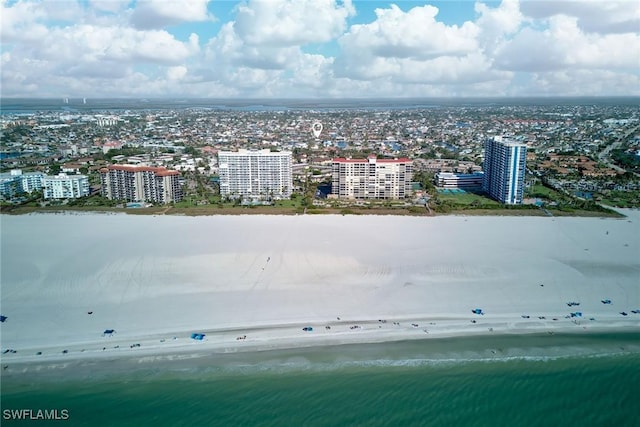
left=218, top=149, right=293, bottom=199
left=482, top=136, right=527, bottom=204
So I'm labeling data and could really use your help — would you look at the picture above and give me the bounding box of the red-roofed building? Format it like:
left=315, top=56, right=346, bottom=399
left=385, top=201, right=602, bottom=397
left=102, top=141, right=123, bottom=154
left=331, top=155, right=413, bottom=199
left=99, top=165, right=182, bottom=204
left=201, top=146, right=218, bottom=156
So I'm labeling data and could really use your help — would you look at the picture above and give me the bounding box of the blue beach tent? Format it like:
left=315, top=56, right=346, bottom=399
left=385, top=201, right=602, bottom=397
left=191, top=333, right=205, bottom=340
left=0, top=315, right=7, bottom=322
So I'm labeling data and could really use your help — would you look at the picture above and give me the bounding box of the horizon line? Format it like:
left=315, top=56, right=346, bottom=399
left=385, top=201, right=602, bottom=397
left=3, top=95, right=640, bottom=100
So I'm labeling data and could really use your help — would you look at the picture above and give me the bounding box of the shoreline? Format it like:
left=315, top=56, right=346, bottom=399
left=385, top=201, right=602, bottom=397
left=3, top=326, right=640, bottom=385
left=2, top=211, right=639, bottom=378
left=3, top=312, right=639, bottom=370
left=0, top=204, right=626, bottom=218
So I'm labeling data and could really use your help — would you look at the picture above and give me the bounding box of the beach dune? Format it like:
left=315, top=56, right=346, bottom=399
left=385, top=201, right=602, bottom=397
left=1, top=212, right=639, bottom=364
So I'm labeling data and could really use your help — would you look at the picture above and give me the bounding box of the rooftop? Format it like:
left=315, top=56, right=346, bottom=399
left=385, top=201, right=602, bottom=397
left=100, top=164, right=180, bottom=176
left=333, top=155, right=411, bottom=164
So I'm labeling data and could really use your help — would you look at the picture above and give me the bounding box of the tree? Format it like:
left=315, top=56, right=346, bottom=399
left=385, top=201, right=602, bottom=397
left=184, top=146, right=198, bottom=156
left=412, top=170, right=436, bottom=192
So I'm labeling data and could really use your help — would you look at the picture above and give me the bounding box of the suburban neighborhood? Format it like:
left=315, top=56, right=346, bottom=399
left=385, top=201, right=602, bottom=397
left=1, top=99, right=638, bottom=215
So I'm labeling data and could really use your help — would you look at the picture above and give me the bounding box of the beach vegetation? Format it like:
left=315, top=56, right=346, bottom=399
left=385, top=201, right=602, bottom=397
left=431, top=191, right=500, bottom=212
left=407, top=206, right=427, bottom=214
left=598, top=190, right=640, bottom=208
left=526, top=184, right=564, bottom=201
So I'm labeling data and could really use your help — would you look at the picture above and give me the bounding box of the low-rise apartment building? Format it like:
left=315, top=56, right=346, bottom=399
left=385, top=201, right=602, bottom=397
left=434, top=171, right=484, bottom=190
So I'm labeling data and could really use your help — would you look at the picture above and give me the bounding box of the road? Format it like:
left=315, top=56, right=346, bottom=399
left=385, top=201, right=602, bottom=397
left=597, top=124, right=639, bottom=175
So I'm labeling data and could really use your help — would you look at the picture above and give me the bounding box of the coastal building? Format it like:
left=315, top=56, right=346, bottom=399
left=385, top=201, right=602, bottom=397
left=19, top=170, right=45, bottom=193
left=0, top=171, right=22, bottom=198
left=218, top=149, right=293, bottom=199
left=96, top=116, right=119, bottom=127
left=102, top=141, right=123, bottom=154
left=413, top=158, right=482, bottom=174
left=482, top=136, right=527, bottom=204
left=0, top=169, right=45, bottom=198
left=435, top=171, right=484, bottom=190
left=99, top=165, right=182, bottom=204
left=331, top=155, right=413, bottom=199
left=43, top=173, right=90, bottom=199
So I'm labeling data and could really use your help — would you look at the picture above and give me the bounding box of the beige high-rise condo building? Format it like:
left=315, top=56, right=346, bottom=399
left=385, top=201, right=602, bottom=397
left=99, top=165, right=182, bottom=204
left=331, top=155, right=413, bottom=199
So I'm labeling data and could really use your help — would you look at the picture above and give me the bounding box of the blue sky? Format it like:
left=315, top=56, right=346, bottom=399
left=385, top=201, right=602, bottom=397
left=1, top=0, right=638, bottom=98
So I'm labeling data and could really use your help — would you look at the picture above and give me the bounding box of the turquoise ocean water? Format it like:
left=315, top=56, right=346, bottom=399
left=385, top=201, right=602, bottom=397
left=2, top=333, right=640, bottom=427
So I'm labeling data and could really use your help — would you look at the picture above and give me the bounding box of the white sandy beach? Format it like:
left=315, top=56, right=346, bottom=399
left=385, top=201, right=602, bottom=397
left=1, top=211, right=639, bottom=365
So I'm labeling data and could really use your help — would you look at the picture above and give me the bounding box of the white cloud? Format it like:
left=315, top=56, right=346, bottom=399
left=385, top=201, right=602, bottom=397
left=88, top=0, right=131, bottom=14
left=1, top=0, right=638, bottom=98
left=289, top=54, right=335, bottom=89
left=475, top=0, right=525, bottom=54
left=0, top=0, right=50, bottom=43
left=131, top=0, right=212, bottom=29
left=233, top=0, right=355, bottom=46
left=1, top=53, right=39, bottom=96
left=520, top=0, right=640, bottom=34
left=204, top=22, right=300, bottom=72
left=340, top=4, right=478, bottom=60
left=521, top=69, right=640, bottom=96
left=333, top=3, right=505, bottom=87
left=38, top=0, right=85, bottom=22
left=167, top=65, right=188, bottom=81
left=40, top=25, right=199, bottom=67
left=398, top=54, right=512, bottom=85
left=495, top=15, right=640, bottom=72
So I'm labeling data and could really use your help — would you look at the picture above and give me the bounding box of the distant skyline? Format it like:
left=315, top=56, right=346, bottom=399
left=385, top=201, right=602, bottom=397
left=1, top=0, right=639, bottom=99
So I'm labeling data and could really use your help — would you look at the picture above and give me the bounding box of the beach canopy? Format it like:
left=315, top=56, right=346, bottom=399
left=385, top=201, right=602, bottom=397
left=103, top=329, right=115, bottom=335
left=302, top=327, right=313, bottom=332
left=191, top=333, right=205, bottom=340
left=0, top=315, right=7, bottom=322
left=601, top=299, right=612, bottom=304
left=471, top=309, right=484, bottom=315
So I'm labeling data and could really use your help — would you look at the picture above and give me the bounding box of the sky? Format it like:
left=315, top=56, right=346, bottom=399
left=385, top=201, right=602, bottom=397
left=1, top=0, right=639, bottom=99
